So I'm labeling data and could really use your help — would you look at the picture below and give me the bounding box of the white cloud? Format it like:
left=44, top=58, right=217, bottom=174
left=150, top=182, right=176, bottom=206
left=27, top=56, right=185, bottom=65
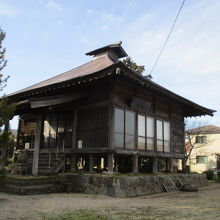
left=46, top=1, right=63, bottom=11
left=86, top=9, right=121, bottom=31
left=86, top=9, right=96, bottom=15
left=101, top=24, right=109, bottom=31
left=0, top=3, right=17, bottom=17
left=57, top=20, right=63, bottom=25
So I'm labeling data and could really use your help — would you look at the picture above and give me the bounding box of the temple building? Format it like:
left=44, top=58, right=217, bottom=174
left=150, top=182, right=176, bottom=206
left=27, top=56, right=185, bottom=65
left=7, top=41, right=215, bottom=176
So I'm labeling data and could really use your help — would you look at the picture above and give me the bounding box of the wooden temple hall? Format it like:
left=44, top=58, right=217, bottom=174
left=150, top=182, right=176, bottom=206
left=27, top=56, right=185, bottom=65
left=7, top=41, right=215, bottom=176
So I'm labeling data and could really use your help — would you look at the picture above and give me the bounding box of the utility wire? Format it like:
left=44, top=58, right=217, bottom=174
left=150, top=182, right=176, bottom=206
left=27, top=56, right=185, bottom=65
left=149, top=0, right=186, bottom=75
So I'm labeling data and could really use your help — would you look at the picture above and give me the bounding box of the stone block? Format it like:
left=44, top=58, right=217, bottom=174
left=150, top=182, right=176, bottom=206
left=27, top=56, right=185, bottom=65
left=136, top=186, right=147, bottom=196
left=103, top=177, right=114, bottom=187
left=119, top=177, right=130, bottom=189
left=93, top=176, right=104, bottom=187
left=112, top=177, right=120, bottom=187
left=126, top=187, right=137, bottom=197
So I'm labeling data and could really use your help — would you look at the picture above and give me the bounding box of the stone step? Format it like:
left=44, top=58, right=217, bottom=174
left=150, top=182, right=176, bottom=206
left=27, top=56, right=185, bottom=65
left=2, top=184, right=58, bottom=195
left=6, top=177, right=59, bottom=186
left=38, top=169, right=55, bottom=175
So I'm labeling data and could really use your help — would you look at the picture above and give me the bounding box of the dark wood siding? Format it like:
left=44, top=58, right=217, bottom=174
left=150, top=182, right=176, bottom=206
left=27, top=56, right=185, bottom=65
left=77, top=107, right=108, bottom=148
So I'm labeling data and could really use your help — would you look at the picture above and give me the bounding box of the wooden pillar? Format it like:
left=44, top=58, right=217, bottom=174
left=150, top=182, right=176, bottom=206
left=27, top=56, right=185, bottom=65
left=114, top=156, right=119, bottom=172
left=153, top=157, right=158, bottom=173
left=71, top=154, right=76, bottom=172
left=108, top=105, right=114, bottom=149
left=133, top=155, right=139, bottom=173
left=89, top=154, right=94, bottom=172
left=169, top=158, right=173, bottom=172
left=108, top=153, right=114, bottom=173
left=0, top=120, right=9, bottom=168
left=72, top=109, right=78, bottom=148
left=32, top=115, right=42, bottom=176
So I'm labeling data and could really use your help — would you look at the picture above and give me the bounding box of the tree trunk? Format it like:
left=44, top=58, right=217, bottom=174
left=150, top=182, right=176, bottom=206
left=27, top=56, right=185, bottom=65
left=0, top=121, right=9, bottom=168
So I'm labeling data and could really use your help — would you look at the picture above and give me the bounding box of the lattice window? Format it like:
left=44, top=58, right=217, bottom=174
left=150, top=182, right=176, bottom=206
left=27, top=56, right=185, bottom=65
left=77, top=108, right=108, bottom=148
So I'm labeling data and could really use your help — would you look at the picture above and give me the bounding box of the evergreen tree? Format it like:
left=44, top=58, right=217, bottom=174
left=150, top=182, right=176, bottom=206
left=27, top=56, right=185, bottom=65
left=0, top=27, right=14, bottom=168
left=122, top=57, right=152, bottom=79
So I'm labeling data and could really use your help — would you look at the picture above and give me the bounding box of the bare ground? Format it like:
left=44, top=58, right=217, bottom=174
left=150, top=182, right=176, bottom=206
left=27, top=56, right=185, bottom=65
left=0, top=183, right=220, bottom=220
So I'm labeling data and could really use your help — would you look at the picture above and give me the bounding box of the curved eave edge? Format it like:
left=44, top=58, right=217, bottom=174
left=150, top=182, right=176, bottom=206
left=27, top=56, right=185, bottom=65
left=6, top=63, right=119, bottom=102
left=117, top=62, right=216, bottom=117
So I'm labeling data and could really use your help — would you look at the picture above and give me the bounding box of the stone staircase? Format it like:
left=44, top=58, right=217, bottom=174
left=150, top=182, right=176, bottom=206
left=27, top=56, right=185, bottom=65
left=1, top=175, right=62, bottom=195
left=26, top=152, right=65, bottom=175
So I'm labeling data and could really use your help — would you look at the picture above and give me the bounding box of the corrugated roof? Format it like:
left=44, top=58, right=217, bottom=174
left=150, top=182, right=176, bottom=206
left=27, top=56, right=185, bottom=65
left=9, top=54, right=117, bottom=96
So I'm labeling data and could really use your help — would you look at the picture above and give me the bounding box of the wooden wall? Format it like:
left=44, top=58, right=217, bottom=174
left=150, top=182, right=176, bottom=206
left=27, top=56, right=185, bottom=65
left=113, top=79, right=185, bottom=157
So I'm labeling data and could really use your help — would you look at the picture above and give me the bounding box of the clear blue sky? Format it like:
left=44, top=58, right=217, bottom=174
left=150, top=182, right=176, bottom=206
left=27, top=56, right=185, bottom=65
left=0, top=0, right=219, bottom=128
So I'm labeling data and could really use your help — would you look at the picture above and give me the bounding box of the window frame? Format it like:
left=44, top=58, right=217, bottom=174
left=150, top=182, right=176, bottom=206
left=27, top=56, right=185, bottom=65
left=195, top=136, right=207, bottom=144
left=114, top=107, right=135, bottom=150
left=137, top=114, right=155, bottom=151
left=196, top=155, right=208, bottom=164
left=156, top=119, right=171, bottom=153
left=42, top=111, right=73, bottom=149
left=114, top=108, right=172, bottom=153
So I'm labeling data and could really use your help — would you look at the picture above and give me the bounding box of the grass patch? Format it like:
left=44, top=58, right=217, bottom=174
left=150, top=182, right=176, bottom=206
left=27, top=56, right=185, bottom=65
left=47, top=210, right=110, bottom=220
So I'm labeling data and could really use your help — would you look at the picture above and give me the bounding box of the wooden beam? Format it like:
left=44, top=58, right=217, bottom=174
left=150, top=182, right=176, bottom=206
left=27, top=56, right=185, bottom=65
left=32, top=115, right=42, bottom=176
left=31, top=93, right=86, bottom=108
left=78, top=100, right=109, bottom=110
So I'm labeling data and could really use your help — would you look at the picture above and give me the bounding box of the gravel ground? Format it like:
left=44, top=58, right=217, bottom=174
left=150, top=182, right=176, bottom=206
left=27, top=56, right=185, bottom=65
left=0, top=183, right=220, bottom=220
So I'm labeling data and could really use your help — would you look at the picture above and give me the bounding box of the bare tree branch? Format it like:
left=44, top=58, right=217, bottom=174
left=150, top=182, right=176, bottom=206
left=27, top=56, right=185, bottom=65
left=185, top=119, right=209, bottom=164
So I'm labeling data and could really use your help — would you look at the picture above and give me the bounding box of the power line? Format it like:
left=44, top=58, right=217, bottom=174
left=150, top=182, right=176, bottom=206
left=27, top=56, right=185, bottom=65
left=149, top=0, right=186, bottom=75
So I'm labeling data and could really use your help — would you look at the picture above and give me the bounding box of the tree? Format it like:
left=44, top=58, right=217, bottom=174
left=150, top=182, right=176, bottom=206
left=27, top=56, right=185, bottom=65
left=122, top=57, right=152, bottom=79
left=184, top=120, right=209, bottom=165
left=0, top=27, right=14, bottom=168
left=0, top=28, right=8, bottom=92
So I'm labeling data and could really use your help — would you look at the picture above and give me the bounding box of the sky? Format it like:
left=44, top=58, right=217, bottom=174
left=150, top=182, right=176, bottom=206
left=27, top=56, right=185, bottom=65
left=0, top=0, right=219, bottom=128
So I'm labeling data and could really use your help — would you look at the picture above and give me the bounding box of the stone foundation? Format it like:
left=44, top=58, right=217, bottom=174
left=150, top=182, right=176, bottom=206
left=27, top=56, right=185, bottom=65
left=61, top=173, right=208, bottom=197
left=1, top=173, right=208, bottom=197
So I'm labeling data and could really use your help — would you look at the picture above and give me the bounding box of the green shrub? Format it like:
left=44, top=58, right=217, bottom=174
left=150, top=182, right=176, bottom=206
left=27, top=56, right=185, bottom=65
left=217, top=171, right=220, bottom=178
left=204, top=169, right=214, bottom=180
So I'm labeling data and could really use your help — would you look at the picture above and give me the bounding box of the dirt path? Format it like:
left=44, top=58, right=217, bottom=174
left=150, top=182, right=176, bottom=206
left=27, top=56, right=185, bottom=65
left=0, top=183, right=220, bottom=220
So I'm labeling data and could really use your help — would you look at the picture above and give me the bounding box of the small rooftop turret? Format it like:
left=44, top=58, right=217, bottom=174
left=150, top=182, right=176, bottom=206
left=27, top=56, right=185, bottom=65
left=86, top=41, right=128, bottom=60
